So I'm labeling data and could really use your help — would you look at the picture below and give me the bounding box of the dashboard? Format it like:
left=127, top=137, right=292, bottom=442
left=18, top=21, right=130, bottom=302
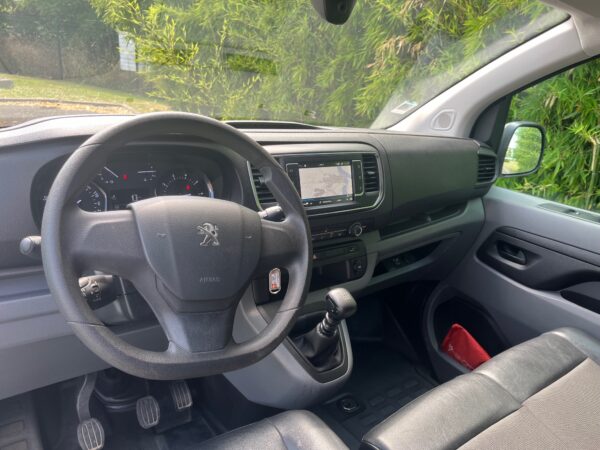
left=0, top=114, right=496, bottom=401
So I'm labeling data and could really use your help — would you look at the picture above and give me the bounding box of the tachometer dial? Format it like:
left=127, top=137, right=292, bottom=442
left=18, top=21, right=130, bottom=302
left=97, top=166, right=119, bottom=185
left=76, top=183, right=107, bottom=212
left=156, top=171, right=214, bottom=198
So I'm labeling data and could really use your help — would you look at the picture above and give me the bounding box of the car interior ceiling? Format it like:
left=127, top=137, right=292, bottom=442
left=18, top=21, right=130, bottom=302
left=2, top=1, right=600, bottom=450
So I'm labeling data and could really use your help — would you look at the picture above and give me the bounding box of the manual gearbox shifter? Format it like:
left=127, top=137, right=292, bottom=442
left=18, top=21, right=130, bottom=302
left=318, top=288, right=358, bottom=337
left=294, top=288, right=357, bottom=371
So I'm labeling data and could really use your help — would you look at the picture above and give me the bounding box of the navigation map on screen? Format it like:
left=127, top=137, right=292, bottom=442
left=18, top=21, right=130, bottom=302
left=299, top=163, right=353, bottom=200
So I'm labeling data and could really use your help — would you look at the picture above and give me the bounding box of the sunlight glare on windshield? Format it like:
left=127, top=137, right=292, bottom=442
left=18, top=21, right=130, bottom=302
left=0, top=0, right=567, bottom=128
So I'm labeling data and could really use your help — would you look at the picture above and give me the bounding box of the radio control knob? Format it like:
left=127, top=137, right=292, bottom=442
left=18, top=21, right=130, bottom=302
left=349, top=222, right=363, bottom=237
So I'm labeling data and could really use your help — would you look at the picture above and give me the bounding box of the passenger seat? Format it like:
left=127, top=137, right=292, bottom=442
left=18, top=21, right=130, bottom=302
left=362, top=327, right=600, bottom=450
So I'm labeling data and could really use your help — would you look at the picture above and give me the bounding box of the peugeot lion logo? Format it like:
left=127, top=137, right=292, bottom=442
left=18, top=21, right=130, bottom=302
left=196, top=223, right=220, bottom=247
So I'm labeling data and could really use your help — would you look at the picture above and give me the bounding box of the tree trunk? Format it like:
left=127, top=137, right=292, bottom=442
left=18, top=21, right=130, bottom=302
left=57, top=31, right=64, bottom=80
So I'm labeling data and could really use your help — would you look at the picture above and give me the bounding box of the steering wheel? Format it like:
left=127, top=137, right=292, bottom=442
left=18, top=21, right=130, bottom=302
left=41, top=112, right=311, bottom=380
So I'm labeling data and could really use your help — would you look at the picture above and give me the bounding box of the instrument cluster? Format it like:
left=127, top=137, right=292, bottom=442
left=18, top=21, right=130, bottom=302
left=81, top=162, right=215, bottom=212
left=32, top=147, right=227, bottom=227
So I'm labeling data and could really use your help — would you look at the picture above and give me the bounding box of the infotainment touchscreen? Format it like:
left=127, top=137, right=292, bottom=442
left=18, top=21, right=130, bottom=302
left=298, top=161, right=353, bottom=206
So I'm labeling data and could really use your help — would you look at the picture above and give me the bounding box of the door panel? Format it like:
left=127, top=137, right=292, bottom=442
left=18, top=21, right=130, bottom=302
left=439, top=186, right=600, bottom=349
left=477, top=228, right=600, bottom=291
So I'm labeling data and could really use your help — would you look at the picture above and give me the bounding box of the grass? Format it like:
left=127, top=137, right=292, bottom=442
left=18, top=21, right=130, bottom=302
left=0, top=73, right=168, bottom=114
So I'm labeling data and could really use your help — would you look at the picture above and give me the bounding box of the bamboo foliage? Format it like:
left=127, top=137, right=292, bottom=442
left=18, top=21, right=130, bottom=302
left=499, top=60, right=600, bottom=211
left=90, top=0, right=557, bottom=127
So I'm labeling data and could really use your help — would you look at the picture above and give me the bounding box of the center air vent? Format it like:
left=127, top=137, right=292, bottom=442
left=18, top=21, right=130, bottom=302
left=362, top=154, right=380, bottom=193
left=251, top=165, right=276, bottom=207
left=477, top=153, right=497, bottom=183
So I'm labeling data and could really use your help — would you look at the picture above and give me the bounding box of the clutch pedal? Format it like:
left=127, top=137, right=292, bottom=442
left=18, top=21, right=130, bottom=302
left=136, top=395, right=161, bottom=429
left=77, top=418, right=105, bottom=450
left=169, top=380, right=193, bottom=411
left=76, top=373, right=105, bottom=450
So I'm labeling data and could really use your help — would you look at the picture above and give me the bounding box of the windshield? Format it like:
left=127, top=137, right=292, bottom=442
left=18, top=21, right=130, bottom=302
left=0, top=1, right=567, bottom=128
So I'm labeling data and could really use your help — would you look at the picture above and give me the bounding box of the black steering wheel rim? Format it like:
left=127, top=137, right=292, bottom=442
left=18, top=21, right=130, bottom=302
left=41, top=112, right=311, bottom=379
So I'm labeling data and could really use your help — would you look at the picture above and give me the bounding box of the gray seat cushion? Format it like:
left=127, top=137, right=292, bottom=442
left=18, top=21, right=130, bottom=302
left=199, top=410, right=347, bottom=449
left=362, top=327, right=600, bottom=450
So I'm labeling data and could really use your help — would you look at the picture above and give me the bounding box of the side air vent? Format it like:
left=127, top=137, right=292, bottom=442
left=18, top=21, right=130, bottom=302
left=477, top=154, right=497, bottom=183
left=251, top=165, right=276, bottom=207
left=362, top=154, right=380, bottom=193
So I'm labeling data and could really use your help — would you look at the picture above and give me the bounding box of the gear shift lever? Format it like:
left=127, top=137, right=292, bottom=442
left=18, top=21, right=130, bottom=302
left=294, top=288, right=357, bottom=370
left=318, top=288, right=358, bottom=337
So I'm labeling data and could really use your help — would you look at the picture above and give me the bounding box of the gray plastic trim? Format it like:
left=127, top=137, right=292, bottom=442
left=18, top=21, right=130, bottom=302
left=225, top=289, right=353, bottom=409
left=440, top=186, right=600, bottom=349
left=0, top=321, right=165, bottom=401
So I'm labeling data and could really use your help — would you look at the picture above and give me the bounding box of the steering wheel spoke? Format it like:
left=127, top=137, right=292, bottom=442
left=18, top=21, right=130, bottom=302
left=162, top=308, right=236, bottom=354
left=63, top=206, right=145, bottom=278
left=130, top=270, right=236, bottom=354
left=127, top=264, right=240, bottom=354
left=258, top=217, right=304, bottom=272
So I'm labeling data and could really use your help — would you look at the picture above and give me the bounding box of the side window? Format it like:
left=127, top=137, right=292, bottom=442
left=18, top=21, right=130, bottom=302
left=497, top=58, right=600, bottom=212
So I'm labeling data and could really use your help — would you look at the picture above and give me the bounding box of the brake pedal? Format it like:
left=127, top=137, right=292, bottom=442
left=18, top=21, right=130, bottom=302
left=77, top=418, right=105, bottom=450
left=169, top=380, right=193, bottom=411
left=136, top=395, right=160, bottom=429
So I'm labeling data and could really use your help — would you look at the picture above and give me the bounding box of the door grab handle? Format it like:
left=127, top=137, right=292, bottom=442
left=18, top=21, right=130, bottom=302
left=497, top=241, right=527, bottom=265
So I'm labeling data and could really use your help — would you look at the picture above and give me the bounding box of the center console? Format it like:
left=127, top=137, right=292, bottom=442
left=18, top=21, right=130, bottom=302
left=228, top=145, right=384, bottom=409
left=251, top=148, right=381, bottom=290
left=291, top=152, right=377, bottom=284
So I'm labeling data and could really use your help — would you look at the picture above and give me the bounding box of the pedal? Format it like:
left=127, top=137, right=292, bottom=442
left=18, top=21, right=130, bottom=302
left=77, top=418, right=105, bottom=450
left=169, top=380, right=193, bottom=411
left=136, top=395, right=160, bottom=429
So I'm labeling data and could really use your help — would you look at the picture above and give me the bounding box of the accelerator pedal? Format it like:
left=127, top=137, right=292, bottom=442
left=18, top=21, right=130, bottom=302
left=169, top=380, right=193, bottom=411
left=77, top=418, right=105, bottom=450
left=136, top=395, right=161, bottom=429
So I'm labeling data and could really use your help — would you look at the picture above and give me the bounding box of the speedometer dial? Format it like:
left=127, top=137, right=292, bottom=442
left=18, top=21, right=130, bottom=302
left=76, top=183, right=107, bottom=212
left=156, top=171, right=214, bottom=198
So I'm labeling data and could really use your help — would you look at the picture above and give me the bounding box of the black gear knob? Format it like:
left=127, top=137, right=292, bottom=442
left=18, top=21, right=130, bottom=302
left=319, top=288, right=357, bottom=337
left=293, top=287, right=357, bottom=369
left=325, top=288, right=357, bottom=321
